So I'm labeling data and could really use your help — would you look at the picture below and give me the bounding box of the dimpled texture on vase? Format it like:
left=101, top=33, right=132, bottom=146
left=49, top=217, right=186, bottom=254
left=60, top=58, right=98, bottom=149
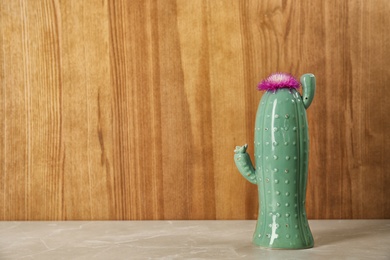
left=234, top=72, right=316, bottom=249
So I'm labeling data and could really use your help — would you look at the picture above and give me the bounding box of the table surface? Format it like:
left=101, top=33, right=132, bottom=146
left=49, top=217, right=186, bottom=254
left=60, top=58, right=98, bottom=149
left=0, top=220, right=389, bottom=259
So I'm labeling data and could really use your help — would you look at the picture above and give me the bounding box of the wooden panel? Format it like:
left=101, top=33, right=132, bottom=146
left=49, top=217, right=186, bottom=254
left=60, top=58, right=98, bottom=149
left=0, top=0, right=389, bottom=220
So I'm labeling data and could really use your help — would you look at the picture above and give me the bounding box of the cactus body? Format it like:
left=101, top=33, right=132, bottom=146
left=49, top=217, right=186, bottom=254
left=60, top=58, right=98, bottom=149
left=234, top=73, right=315, bottom=249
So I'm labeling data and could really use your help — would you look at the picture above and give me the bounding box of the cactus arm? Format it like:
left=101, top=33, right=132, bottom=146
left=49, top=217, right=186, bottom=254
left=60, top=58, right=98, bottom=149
left=234, top=144, right=257, bottom=184
left=300, top=73, right=316, bottom=109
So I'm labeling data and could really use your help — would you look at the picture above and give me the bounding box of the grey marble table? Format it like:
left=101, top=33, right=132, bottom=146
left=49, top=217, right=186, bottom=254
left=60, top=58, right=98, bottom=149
left=0, top=220, right=389, bottom=259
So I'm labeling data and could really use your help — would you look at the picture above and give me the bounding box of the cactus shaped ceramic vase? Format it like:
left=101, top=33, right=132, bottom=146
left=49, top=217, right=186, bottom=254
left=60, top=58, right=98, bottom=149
left=234, top=73, right=316, bottom=249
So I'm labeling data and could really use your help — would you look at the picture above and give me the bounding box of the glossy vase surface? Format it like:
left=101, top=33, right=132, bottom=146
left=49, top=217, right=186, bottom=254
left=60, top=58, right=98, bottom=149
left=234, top=73, right=316, bottom=249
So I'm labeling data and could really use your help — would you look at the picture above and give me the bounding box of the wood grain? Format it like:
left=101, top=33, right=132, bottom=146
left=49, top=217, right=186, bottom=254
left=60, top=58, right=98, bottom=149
left=1, top=0, right=389, bottom=220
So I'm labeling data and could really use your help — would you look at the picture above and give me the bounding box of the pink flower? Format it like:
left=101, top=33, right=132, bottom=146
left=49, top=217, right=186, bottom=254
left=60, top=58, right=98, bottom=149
left=257, top=73, right=300, bottom=91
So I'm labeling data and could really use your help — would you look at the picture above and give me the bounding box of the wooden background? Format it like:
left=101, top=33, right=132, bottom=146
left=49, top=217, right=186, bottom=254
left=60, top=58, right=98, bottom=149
left=1, top=0, right=389, bottom=220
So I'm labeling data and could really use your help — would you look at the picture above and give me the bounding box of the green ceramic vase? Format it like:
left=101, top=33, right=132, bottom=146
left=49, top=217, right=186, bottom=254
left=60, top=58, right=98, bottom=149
left=234, top=73, right=316, bottom=249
